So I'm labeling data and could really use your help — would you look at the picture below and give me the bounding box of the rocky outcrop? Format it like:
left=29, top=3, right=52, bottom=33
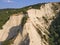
left=0, top=2, right=60, bottom=45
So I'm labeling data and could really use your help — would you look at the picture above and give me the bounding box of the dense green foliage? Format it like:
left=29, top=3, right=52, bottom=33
left=49, top=12, right=60, bottom=45
left=21, top=15, right=28, bottom=27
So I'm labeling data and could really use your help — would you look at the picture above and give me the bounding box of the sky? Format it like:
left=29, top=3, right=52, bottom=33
left=0, top=0, right=60, bottom=9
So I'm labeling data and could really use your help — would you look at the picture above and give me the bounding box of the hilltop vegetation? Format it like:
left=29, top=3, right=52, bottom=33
left=0, top=3, right=45, bottom=29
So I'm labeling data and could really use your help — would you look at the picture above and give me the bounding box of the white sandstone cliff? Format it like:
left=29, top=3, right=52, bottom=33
left=0, top=2, right=60, bottom=45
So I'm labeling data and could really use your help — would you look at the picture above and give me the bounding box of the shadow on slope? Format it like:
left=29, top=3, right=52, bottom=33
left=19, top=33, right=30, bottom=45
left=1, top=15, right=30, bottom=45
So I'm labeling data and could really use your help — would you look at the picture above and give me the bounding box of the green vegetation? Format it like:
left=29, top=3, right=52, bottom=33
left=0, top=3, right=45, bottom=29
left=0, top=9, right=20, bottom=29
left=48, top=12, right=60, bottom=45
left=1, top=36, right=16, bottom=45
left=21, top=15, right=28, bottom=27
left=2, top=39, right=14, bottom=45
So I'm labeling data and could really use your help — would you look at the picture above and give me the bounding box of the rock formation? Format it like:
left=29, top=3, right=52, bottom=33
left=0, top=2, right=60, bottom=45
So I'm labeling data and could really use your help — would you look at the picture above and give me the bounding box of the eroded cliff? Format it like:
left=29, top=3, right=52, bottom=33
left=0, top=2, right=60, bottom=45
